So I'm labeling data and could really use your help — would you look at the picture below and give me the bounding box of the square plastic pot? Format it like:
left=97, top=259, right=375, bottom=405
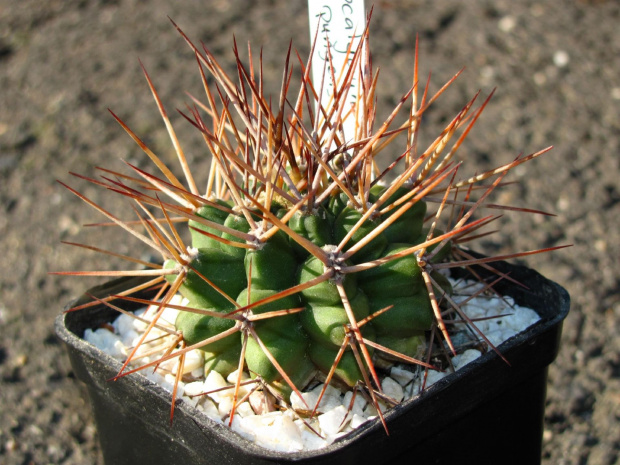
left=55, top=257, right=569, bottom=465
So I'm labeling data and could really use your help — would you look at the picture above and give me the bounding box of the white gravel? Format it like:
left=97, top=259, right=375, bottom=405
left=84, top=278, right=540, bottom=452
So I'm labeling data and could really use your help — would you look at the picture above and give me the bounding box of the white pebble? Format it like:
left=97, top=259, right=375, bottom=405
left=84, top=328, right=125, bottom=358
left=162, top=374, right=184, bottom=398
left=160, top=307, right=179, bottom=326
left=381, top=377, right=404, bottom=402
left=349, top=413, right=368, bottom=429
left=114, top=313, right=137, bottom=336
left=501, top=328, right=518, bottom=341
left=342, top=390, right=366, bottom=417
left=312, top=383, right=341, bottom=400
left=183, top=380, right=206, bottom=397
left=203, top=370, right=231, bottom=403
left=553, top=50, right=570, bottom=68
left=121, top=329, right=139, bottom=347
left=197, top=398, right=222, bottom=423
left=235, top=402, right=255, bottom=418
left=453, top=349, right=482, bottom=370
left=226, top=369, right=248, bottom=383
left=225, top=370, right=253, bottom=398
left=362, top=402, right=385, bottom=418
left=318, top=405, right=349, bottom=436
left=295, top=419, right=328, bottom=450
left=498, top=15, right=516, bottom=32
left=182, top=350, right=205, bottom=374
left=246, top=416, right=304, bottom=452
left=486, top=330, right=507, bottom=347
left=112, top=339, right=128, bottom=359
left=425, top=369, right=447, bottom=387
left=390, top=366, right=416, bottom=386
left=218, top=396, right=234, bottom=417
left=143, top=370, right=165, bottom=386
left=325, top=431, right=349, bottom=445
left=290, top=390, right=317, bottom=411
left=241, top=411, right=277, bottom=430
left=311, top=384, right=342, bottom=411
left=182, top=393, right=200, bottom=408
left=506, top=306, right=539, bottom=332
left=404, top=378, right=421, bottom=399
left=230, top=414, right=256, bottom=441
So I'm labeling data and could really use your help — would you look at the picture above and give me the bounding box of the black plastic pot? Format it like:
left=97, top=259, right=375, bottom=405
left=55, top=257, right=569, bottom=465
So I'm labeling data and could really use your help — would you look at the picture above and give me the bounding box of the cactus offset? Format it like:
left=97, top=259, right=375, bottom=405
left=55, top=17, right=562, bottom=430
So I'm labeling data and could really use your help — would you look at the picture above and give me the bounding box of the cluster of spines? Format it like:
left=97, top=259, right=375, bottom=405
left=53, top=17, right=563, bottom=430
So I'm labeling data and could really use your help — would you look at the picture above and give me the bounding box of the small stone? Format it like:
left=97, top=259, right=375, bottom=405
left=160, top=307, right=180, bottom=326
left=291, top=390, right=317, bottom=411
left=247, top=415, right=304, bottom=452
left=226, top=369, right=248, bottom=383
left=425, top=369, right=447, bottom=386
left=249, top=390, right=276, bottom=415
left=325, top=431, right=349, bottom=445
left=498, top=16, right=516, bottom=33
left=144, top=370, right=165, bottom=386
left=112, top=340, right=127, bottom=358
left=349, top=413, right=368, bottom=429
left=203, top=370, right=231, bottom=403
left=453, top=349, right=482, bottom=370
left=310, top=384, right=343, bottom=411
left=183, top=380, right=206, bottom=397
left=318, top=405, right=349, bottom=435
left=182, top=350, right=204, bottom=374
left=404, top=378, right=421, bottom=399
left=295, top=419, right=328, bottom=450
left=162, top=374, right=185, bottom=398
left=230, top=414, right=256, bottom=441
left=114, top=313, right=136, bottom=336
left=533, top=72, right=546, bottom=86
left=311, top=382, right=341, bottom=400
left=218, top=396, right=234, bottom=417
left=362, top=403, right=378, bottom=418
left=224, top=370, right=254, bottom=398
left=197, top=399, right=222, bottom=423
left=235, top=402, right=255, bottom=418
left=381, top=377, right=404, bottom=402
left=182, top=394, right=200, bottom=408
left=121, top=329, right=139, bottom=347
left=390, top=366, right=415, bottom=386
left=342, top=390, right=366, bottom=417
left=553, top=50, right=570, bottom=68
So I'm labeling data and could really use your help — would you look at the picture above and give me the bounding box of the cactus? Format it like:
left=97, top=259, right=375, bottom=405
left=55, top=18, right=562, bottom=430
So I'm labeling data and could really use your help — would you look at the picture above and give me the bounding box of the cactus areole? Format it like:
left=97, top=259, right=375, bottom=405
left=56, top=15, right=563, bottom=431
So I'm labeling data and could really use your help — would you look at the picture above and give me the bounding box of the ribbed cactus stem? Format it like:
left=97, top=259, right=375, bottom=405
left=56, top=16, right=559, bottom=429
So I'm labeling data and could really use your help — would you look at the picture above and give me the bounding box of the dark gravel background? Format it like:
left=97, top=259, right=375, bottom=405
left=1, top=1, right=619, bottom=464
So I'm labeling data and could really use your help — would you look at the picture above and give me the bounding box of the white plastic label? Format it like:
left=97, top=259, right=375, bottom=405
left=308, top=0, right=366, bottom=144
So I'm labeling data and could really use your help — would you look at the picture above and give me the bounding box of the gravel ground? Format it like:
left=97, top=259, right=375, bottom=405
left=1, top=1, right=619, bottom=464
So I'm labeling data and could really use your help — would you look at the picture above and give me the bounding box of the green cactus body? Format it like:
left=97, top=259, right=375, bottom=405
left=167, top=189, right=452, bottom=395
